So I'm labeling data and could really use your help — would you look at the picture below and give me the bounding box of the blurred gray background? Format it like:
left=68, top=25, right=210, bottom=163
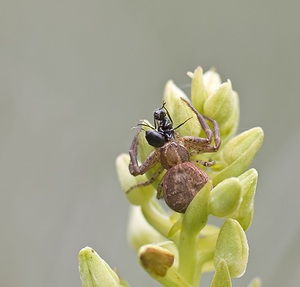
left=1, top=1, right=300, bottom=286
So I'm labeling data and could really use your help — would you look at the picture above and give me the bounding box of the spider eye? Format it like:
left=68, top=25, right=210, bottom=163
left=145, top=130, right=166, bottom=148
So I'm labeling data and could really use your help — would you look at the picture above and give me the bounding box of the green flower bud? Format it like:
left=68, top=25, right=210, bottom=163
left=213, top=127, right=264, bottom=185
left=114, top=66, right=263, bottom=287
left=231, top=169, right=258, bottom=230
left=188, top=67, right=208, bottom=113
left=203, top=68, right=222, bottom=96
left=209, top=177, right=242, bottom=217
left=78, top=247, right=123, bottom=287
left=214, top=219, right=249, bottom=278
left=127, top=206, right=166, bottom=252
left=204, top=80, right=234, bottom=126
left=223, top=127, right=264, bottom=165
left=236, top=209, right=254, bottom=231
left=139, top=244, right=174, bottom=277
left=139, top=243, right=190, bottom=287
left=115, top=154, right=154, bottom=206
left=219, top=91, right=240, bottom=144
left=211, top=259, right=232, bottom=287
left=163, top=81, right=201, bottom=137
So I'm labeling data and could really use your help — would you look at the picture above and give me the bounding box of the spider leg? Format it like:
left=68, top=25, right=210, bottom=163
left=182, top=135, right=219, bottom=153
left=129, top=128, right=159, bottom=176
left=180, top=97, right=221, bottom=152
left=180, top=97, right=213, bottom=142
left=126, top=166, right=164, bottom=193
left=203, top=115, right=221, bottom=150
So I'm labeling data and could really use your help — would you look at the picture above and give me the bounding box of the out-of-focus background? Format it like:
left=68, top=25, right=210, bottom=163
left=1, top=1, right=300, bottom=286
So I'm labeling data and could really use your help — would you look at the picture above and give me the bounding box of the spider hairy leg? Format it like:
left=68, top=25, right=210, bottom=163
left=129, top=129, right=159, bottom=176
left=126, top=166, right=164, bottom=194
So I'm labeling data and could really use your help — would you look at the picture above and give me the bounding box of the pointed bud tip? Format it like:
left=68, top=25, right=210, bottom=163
left=78, top=247, right=120, bottom=287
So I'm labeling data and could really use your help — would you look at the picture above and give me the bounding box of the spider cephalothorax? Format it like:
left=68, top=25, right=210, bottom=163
left=128, top=98, right=221, bottom=213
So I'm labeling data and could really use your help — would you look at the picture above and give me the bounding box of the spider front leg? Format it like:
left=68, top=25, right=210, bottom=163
left=128, top=128, right=164, bottom=193
left=129, top=128, right=160, bottom=176
left=180, top=97, right=214, bottom=143
left=203, top=114, right=221, bottom=150
left=180, top=98, right=221, bottom=152
left=182, top=117, right=220, bottom=153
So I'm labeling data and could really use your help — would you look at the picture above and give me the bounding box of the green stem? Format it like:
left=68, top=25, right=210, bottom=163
left=178, top=232, right=199, bottom=286
left=177, top=182, right=211, bottom=286
left=141, top=200, right=178, bottom=242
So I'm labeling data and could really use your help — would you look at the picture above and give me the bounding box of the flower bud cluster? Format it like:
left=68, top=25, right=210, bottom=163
left=79, top=67, right=264, bottom=287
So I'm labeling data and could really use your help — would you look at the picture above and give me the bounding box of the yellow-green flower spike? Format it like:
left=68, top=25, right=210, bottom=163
left=108, top=66, right=263, bottom=287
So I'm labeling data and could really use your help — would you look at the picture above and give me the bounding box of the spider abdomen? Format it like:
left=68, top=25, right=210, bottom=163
left=162, top=162, right=209, bottom=213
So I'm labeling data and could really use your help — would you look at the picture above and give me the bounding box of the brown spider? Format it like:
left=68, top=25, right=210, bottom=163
left=128, top=97, right=221, bottom=213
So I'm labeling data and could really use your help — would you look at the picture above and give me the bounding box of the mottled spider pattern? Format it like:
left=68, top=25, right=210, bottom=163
left=128, top=97, right=221, bottom=213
